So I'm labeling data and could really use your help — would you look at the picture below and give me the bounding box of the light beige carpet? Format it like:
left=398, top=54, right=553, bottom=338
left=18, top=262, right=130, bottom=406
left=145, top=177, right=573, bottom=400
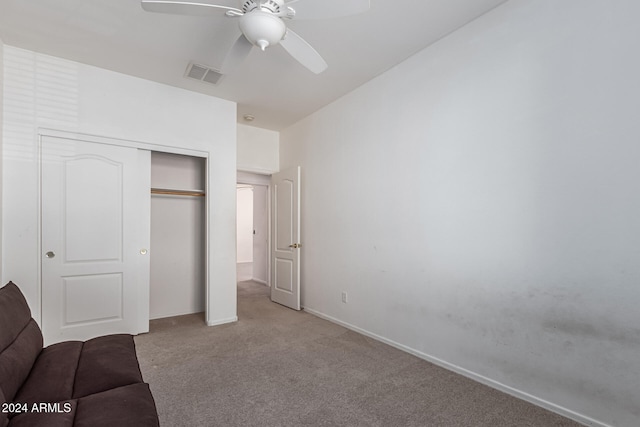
left=135, top=281, right=581, bottom=427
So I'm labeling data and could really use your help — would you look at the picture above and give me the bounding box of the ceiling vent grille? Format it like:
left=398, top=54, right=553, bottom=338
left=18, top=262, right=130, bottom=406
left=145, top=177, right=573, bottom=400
left=185, top=62, right=224, bottom=85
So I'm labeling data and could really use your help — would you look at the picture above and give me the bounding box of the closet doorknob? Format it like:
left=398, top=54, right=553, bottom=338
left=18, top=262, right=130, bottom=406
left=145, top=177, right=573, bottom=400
left=140, top=249, right=148, bottom=255
left=45, top=251, right=56, bottom=258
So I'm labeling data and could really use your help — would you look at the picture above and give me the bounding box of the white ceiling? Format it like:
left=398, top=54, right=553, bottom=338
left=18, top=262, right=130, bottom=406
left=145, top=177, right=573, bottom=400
left=0, top=0, right=508, bottom=130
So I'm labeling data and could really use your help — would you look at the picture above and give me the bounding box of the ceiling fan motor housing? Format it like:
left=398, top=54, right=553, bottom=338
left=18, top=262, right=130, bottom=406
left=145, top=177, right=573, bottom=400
left=239, top=11, right=286, bottom=51
left=242, top=0, right=284, bottom=14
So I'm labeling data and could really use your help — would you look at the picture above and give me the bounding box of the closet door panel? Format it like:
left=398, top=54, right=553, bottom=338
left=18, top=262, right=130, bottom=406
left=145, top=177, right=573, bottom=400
left=41, top=136, right=150, bottom=345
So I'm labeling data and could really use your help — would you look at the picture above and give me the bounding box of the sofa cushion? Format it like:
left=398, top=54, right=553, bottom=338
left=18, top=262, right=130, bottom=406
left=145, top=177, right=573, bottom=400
left=0, top=283, right=35, bottom=351
left=0, top=283, right=44, bottom=403
left=73, top=335, right=143, bottom=399
left=0, top=320, right=43, bottom=405
left=13, top=342, right=83, bottom=407
left=74, top=383, right=159, bottom=427
left=14, top=335, right=144, bottom=405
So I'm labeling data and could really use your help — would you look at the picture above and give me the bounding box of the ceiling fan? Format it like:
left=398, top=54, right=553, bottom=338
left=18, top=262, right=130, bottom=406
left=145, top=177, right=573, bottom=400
left=141, top=0, right=370, bottom=74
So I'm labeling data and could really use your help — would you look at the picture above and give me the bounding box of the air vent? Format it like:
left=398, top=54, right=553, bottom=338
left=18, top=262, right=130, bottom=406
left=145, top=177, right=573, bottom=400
left=185, top=62, right=224, bottom=85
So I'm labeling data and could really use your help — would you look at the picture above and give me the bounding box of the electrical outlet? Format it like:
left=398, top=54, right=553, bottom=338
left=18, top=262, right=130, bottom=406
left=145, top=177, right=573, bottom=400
left=342, top=292, right=348, bottom=303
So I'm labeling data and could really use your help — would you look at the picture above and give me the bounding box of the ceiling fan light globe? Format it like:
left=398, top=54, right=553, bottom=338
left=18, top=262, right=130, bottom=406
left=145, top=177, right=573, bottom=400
left=239, top=11, right=286, bottom=49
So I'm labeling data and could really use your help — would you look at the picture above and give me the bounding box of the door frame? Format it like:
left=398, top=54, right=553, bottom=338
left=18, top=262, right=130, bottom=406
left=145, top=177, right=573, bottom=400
left=38, top=128, right=210, bottom=327
left=236, top=170, right=272, bottom=288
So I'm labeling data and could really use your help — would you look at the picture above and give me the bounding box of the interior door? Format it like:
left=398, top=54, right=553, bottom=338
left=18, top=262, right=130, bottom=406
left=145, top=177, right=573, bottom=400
left=270, top=166, right=301, bottom=310
left=41, top=136, right=150, bottom=345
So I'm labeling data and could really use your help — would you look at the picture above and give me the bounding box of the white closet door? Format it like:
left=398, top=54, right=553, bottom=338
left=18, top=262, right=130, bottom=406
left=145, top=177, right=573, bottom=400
left=41, top=136, right=150, bottom=345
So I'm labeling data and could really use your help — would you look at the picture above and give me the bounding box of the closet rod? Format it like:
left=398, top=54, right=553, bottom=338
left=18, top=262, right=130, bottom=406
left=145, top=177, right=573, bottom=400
left=150, top=188, right=205, bottom=197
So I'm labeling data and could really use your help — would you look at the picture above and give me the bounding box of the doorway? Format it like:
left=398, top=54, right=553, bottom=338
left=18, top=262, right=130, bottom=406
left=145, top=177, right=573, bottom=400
left=237, top=171, right=270, bottom=286
left=236, top=167, right=302, bottom=312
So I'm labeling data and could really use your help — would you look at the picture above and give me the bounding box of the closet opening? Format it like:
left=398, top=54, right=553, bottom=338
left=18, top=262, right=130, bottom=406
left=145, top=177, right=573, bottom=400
left=150, top=152, right=206, bottom=320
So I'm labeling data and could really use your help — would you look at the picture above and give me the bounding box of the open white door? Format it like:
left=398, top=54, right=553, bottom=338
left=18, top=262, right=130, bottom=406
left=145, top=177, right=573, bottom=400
left=41, top=136, right=150, bottom=344
left=270, top=166, right=301, bottom=310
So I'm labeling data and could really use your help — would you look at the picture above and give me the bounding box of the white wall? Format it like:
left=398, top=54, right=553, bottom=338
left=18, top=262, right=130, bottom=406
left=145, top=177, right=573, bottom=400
left=236, top=186, right=254, bottom=263
left=280, top=1, right=640, bottom=426
left=2, top=46, right=238, bottom=327
left=251, top=184, right=269, bottom=284
left=237, top=123, right=279, bottom=174
left=235, top=124, right=277, bottom=284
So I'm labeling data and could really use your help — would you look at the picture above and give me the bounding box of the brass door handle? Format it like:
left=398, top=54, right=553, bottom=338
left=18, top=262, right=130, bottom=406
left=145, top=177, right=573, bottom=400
left=288, top=243, right=301, bottom=249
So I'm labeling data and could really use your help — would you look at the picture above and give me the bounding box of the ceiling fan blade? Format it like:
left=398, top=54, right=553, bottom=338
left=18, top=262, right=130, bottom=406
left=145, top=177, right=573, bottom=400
left=141, top=0, right=242, bottom=16
left=220, top=34, right=254, bottom=74
left=284, top=0, right=370, bottom=20
left=279, top=29, right=327, bottom=74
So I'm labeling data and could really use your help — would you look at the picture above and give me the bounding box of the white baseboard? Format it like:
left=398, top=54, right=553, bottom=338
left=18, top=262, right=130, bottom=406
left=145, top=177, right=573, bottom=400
left=303, top=307, right=608, bottom=427
left=251, top=278, right=268, bottom=286
left=206, top=316, right=238, bottom=327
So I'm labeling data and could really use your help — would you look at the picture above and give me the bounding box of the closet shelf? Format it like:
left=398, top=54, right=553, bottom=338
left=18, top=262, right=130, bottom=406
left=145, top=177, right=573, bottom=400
left=151, top=188, right=205, bottom=197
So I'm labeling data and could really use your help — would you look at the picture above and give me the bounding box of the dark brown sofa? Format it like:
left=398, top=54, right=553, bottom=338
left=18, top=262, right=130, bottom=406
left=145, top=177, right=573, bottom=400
left=0, top=282, right=159, bottom=427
